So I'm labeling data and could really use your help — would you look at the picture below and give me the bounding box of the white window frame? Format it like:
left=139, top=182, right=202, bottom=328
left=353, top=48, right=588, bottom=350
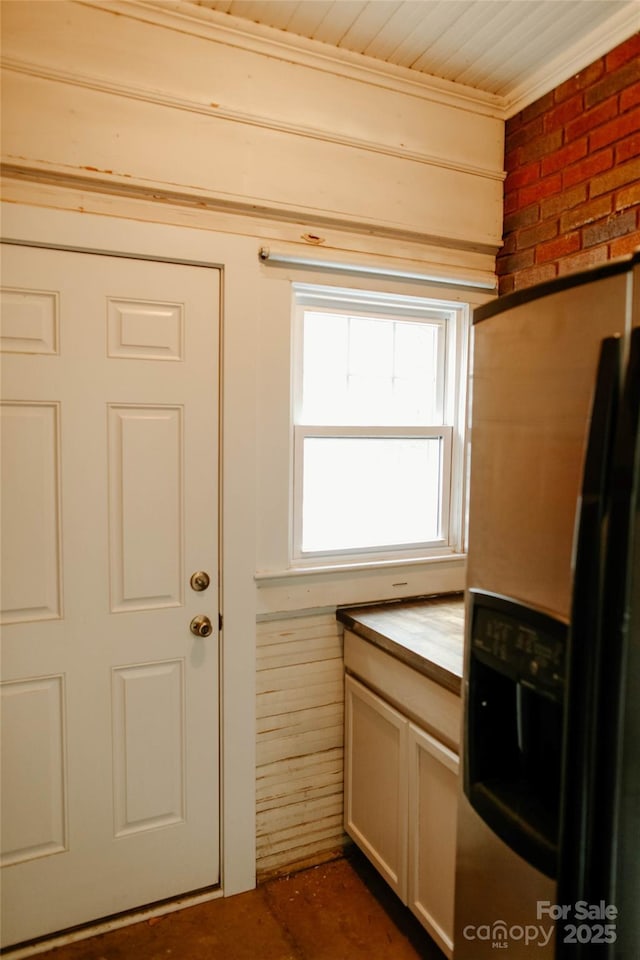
left=291, top=284, right=470, bottom=568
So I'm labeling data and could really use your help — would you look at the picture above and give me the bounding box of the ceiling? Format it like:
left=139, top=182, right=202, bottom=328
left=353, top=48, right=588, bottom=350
left=186, top=0, right=639, bottom=114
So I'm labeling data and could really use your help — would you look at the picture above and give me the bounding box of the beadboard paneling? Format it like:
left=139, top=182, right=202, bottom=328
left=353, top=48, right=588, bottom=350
left=256, top=612, right=345, bottom=876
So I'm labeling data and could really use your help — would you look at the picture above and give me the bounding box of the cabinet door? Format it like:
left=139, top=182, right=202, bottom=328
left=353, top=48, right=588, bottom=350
left=344, top=674, right=408, bottom=901
left=408, top=722, right=459, bottom=959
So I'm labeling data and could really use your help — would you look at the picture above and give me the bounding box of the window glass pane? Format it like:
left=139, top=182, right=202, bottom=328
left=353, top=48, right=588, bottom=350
left=301, top=312, right=348, bottom=424
left=349, top=316, right=393, bottom=377
left=301, top=311, right=442, bottom=426
left=301, top=437, right=442, bottom=553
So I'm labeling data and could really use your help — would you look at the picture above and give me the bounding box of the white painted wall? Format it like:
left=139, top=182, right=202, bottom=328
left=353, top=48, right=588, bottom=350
left=1, top=0, right=504, bottom=895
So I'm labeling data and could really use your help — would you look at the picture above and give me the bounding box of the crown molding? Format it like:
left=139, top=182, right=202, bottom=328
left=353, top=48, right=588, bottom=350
left=85, top=0, right=639, bottom=123
left=502, top=3, right=640, bottom=118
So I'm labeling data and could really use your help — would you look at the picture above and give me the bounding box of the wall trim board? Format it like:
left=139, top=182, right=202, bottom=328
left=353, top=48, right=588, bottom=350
left=0, top=176, right=498, bottom=290
left=256, top=606, right=339, bottom=624
left=1, top=56, right=505, bottom=184
left=0, top=163, right=500, bottom=258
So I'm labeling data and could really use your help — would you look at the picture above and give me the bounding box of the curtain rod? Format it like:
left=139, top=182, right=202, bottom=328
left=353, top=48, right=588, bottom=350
left=258, top=246, right=497, bottom=291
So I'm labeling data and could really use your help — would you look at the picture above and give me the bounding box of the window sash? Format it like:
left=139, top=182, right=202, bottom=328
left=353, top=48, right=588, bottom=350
left=294, top=304, right=449, bottom=427
left=292, top=425, right=453, bottom=563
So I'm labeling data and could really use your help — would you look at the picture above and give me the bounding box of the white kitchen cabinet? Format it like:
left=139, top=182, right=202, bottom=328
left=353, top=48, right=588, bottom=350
left=343, top=630, right=461, bottom=959
left=344, top=673, right=409, bottom=901
left=407, top=722, right=459, bottom=957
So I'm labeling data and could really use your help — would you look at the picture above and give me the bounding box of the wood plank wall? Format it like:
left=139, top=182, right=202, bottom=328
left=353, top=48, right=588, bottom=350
left=256, top=612, right=346, bottom=878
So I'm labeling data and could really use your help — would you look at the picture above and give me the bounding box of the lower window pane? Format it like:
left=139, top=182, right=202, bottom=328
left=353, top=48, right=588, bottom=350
left=301, top=437, right=442, bottom=554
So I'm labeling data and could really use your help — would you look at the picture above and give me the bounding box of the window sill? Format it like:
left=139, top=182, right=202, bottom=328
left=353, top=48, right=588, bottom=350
left=255, top=551, right=466, bottom=582
left=254, top=553, right=468, bottom=618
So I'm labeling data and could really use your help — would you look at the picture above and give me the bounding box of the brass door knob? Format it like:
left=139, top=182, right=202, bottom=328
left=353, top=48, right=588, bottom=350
left=190, top=615, right=213, bottom=638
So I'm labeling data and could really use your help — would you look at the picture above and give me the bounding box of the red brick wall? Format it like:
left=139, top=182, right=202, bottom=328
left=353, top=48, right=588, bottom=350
left=498, top=33, right=640, bottom=294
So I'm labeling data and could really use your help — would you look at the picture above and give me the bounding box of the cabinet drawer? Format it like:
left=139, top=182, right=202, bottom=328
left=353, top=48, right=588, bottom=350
left=344, top=629, right=461, bottom=752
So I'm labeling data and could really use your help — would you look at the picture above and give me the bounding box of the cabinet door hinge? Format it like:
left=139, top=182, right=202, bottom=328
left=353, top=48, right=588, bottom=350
left=218, top=612, right=223, bottom=631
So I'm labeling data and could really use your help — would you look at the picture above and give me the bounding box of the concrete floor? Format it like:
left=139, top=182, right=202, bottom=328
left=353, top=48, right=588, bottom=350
left=29, top=850, right=446, bottom=960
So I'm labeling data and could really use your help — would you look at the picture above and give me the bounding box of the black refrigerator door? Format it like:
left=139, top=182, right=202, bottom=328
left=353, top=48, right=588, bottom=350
left=556, top=327, right=640, bottom=958
left=556, top=337, right=620, bottom=924
left=589, top=326, right=640, bottom=958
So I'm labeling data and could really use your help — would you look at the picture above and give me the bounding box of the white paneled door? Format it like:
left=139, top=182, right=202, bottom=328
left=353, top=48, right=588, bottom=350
left=0, top=244, right=220, bottom=948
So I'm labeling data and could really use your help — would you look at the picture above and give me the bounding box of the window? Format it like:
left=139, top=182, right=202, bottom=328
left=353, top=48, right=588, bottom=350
left=292, top=284, right=469, bottom=565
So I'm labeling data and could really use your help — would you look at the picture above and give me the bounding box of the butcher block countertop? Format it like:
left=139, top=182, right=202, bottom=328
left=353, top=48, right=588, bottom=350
left=337, top=593, right=465, bottom=695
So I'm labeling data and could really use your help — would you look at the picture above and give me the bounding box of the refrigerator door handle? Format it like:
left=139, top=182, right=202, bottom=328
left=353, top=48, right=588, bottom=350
left=556, top=336, right=621, bottom=934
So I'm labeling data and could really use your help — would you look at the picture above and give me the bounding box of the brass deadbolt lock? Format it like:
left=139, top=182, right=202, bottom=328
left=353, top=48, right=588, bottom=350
left=190, top=571, right=210, bottom=592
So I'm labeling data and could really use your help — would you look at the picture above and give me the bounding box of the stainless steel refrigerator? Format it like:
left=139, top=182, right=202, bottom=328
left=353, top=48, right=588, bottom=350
left=454, top=251, right=640, bottom=958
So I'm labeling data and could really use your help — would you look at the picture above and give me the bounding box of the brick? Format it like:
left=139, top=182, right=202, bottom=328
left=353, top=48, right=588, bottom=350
left=520, top=91, right=556, bottom=125
left=504, top=191, right=519, bottom=215
left=557, top=245, right=609, bottom=276
left=505, top=116, right=544, bottom=152
left=504, top=148, right=522, bottom=173
left=616, top=131, right=640, bottom=164
left=543, top=93, right=584, bottom=132
left=621, top=81, right=640, bottom=113
left=505, top=161, right=541, bottom=195
left=605, top=33, right=640, bottom=73
left=506, top=109, right=526, bottom=134
left=615, top=181, right=640, bottom=210
left=536, top=232, right=581, bottom=263
left=610, top=229, right=640, bottom=258
left=554, top=61, right=605, bottom=103
left=590, top=107, right=640, bottom=151
left=520, top=129, right=564, bottom=164
left=541, top=138, right=588, bottom=177
left=585, top=59, right=640, bottom=109
left=517, top=219, right=559, bottom=250
left=565, top=97, right=618, bottom=141
left=520, top=173, right=562, bottom=207
left=496, top=249, right=535, bottom=275
left=540, top=183, right=587, bottom=219
left=560, top=195, right=613, bottom=233
left=498, top=274, right=516, bottom=296
left=503, top=203, right=540, bottom=234
left=582, top=209, right=637, bottom=248
left=591, top=156, right=640, bottom=197
left=513, top=263, right=557, bottom=290
left=500, top=233, right=517, bottom=255
left=563, top=149, right=614, bottom=189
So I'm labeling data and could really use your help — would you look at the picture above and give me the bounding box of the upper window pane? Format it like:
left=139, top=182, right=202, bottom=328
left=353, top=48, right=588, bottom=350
left=301, top=311, right=443, bottom=426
